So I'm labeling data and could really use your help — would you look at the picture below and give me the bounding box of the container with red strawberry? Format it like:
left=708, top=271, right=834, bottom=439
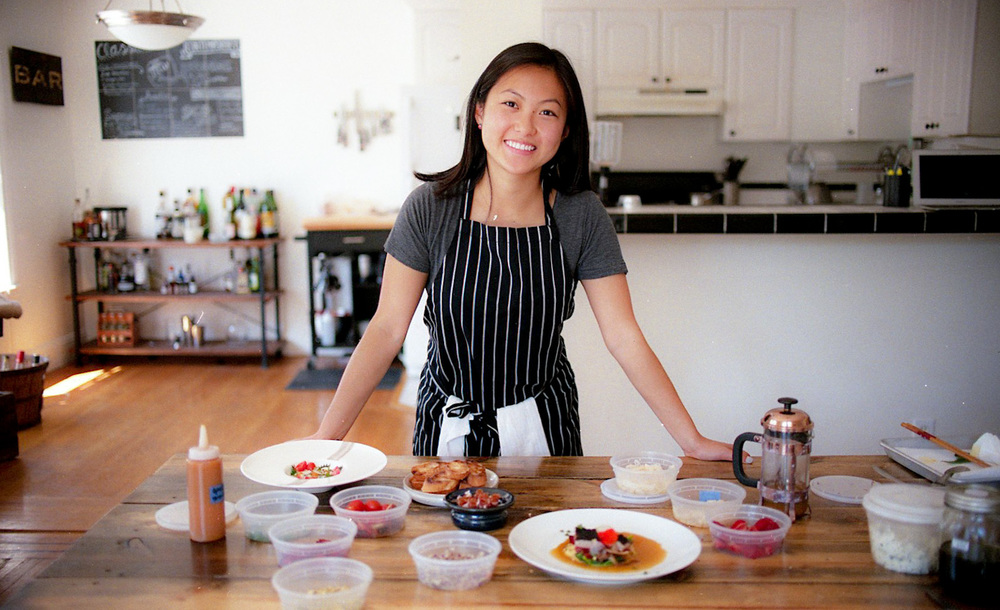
left=709, top=504, right=792, bottom=559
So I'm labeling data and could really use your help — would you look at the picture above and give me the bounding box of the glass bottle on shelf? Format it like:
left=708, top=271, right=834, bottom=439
left=72, top=198, right=85, bottom=239
left=236, top=188, right=257, bottom=240
left=247, top=256, right=261, bottom=293
left=221, top=187, right=237, bottom=240
left=197, top=188, right=210, bottom=238
left=171, top=199, right=185, bottom=239
left=155, top=190, right=172, bottom=239
left=259, top=189, right=278, bottom=237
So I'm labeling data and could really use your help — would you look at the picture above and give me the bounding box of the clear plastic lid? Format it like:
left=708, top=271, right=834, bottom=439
left=862, top=483, right=945, bottom=524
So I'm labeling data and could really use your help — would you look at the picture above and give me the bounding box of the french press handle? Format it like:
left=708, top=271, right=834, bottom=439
left=732, top=431, right=762, bottom=487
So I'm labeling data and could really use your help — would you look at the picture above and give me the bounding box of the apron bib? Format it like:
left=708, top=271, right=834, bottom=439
left=413, top=184, right=580, bottom=457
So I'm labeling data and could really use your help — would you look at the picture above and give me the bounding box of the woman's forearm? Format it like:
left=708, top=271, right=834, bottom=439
left=313, top=316, right=408, bottom=439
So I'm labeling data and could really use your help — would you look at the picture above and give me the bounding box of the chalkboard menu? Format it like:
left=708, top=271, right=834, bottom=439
left=95, top=40, right=243, bottom=139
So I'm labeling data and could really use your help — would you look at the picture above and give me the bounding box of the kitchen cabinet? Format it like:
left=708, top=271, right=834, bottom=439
left=61, top=238, right=283, bottom=368
left=848, top=0, right=915, bottom=85
left=414, top=9, right=461, bottom=86
left=594, top=9, right=725, bottom=91
left=910, top=0, right=977, bottom=138
left=722, top=8, right=793, bottom=141
left=542, top=10, right=595, bottom=117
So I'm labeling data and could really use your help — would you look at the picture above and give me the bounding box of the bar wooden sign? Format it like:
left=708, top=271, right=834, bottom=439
left=9, top=46, right=64, bottom=106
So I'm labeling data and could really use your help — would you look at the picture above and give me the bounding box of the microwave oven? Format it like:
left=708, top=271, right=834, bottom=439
left=911, top=149, right=1000, bottom=207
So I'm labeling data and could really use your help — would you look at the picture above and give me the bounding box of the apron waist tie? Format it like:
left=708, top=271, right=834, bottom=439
left=437, top=395, right=550, bottom=457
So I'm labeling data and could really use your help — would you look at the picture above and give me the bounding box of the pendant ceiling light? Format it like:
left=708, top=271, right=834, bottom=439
left=96, top=1, right=204, bottom=51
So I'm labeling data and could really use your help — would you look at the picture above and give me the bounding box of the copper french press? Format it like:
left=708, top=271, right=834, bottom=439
left=733, top=397, right=814, bottom=521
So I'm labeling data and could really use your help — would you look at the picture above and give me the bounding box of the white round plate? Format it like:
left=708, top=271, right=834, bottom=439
left=810, top=475, right=876, bottom=504
left=600, top=478, right=671, bottom=505
left=155, top=500, right=237, bottom=531
left=240, top=440, right=387, bottom=493
left=403, top=469, right=499, bottom=507
left=508, top=508, right=701, bottom=585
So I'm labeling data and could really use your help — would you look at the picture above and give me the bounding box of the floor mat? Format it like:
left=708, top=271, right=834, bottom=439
left=285, top=365, right=403, bottom=391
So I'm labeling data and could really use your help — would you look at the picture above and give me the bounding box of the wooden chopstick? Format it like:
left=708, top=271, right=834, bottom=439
left=901, top=422, right=990, bottom=467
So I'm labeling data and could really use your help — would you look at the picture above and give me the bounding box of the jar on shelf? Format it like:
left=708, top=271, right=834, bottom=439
left=938, top=483, right=1000, bottom=605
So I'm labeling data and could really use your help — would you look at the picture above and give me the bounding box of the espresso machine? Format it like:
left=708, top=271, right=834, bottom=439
left=733, top=397, right=814, bottom=521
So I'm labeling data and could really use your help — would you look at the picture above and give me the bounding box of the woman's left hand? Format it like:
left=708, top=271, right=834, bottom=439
left=684, top=436, right=740, bottom=462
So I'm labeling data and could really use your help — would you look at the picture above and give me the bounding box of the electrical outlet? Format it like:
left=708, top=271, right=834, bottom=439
left=910, top=418, right=936, bottom=435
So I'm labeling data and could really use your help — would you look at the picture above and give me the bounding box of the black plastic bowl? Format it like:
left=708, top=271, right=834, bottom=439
left=443, top=487, right=514, bottom=531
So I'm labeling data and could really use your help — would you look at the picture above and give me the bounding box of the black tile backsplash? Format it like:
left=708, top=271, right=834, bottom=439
left=607, top=208, right=1000, bottom=235
left=776, top=214, right=825, bottom=233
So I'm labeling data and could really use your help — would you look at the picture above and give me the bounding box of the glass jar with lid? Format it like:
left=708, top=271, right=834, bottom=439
left=938, top=483, right=1000, bottom=604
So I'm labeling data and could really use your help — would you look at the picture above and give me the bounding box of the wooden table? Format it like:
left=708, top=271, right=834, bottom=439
left=9, top=455, right=957, bottom=608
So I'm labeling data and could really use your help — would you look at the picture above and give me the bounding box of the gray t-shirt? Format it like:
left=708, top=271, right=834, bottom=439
left=385, top=181, right=627, bottom=283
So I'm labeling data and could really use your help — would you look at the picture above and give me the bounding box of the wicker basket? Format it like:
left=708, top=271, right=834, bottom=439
left=0, top=354, right=48, bottom=429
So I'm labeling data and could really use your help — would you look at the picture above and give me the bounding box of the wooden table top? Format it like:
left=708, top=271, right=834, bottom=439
left=9, top=455, right=956, bottom=609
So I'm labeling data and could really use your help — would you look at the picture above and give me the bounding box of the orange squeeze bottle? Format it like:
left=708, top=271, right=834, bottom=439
left=187, top=424, right=226, bottom=542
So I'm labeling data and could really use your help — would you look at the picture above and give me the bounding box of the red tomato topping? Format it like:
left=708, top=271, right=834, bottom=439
left=750, top=517, right=781, bottom=532
left=345, top=499, right=366, bottom=512
left=295, top=461, right=308, bottom=472
left=363, top=499, right=383, bottom=512
left=597, top=528, right=619, bottom=546
left=730, top=519, right=748, bottom=530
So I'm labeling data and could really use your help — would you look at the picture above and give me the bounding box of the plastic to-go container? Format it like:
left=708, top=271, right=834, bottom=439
left=235, top=490, right=319, bottom=542
left=668, top=478, right=746, bottom=528
left=408, top=530, right=501, bottom=590
left=271, top=557, right=373, bottom=610
left=330, top=485, right=411, bottom=538
left=709, top=504, right=793, bottom=559
left=862, top=483, right=945, bottom=574
left=269, top=515, right=358, bottom=567
left=610, top=452, right=682, bottom=496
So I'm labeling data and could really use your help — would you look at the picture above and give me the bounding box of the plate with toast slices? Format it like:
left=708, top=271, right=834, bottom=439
left=403, top=459, right=498, bottom=507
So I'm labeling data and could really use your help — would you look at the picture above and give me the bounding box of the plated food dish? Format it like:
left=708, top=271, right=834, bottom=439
left=403, top=460, right=498, bottom=507
left=507, top=508, right=700, bottom=585
left=240, top=440, right=387, bottom=492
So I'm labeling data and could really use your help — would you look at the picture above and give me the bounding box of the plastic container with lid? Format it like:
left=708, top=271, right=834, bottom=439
left=861, top=483, right=945, bottom=574
left=938, top=484, right=1000, bottom=604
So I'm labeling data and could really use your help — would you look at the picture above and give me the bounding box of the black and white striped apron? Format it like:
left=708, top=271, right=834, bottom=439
left=412, top=184, right=581, bottom=457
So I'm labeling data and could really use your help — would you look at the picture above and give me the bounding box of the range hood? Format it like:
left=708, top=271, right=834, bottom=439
left=595, top=87, right=724, bottom=117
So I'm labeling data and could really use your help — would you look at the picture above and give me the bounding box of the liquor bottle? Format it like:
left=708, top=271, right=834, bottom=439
left=235, top=255, right=250, bottom=294
left=155, top=190, right=172, bottom=239
left=236, top=188, right=257, bottom=240
left=247, top=256, right=261, bottom=293
left=197, top=188, right=210, bottom=239
left=221, top=187, right=237, bottom=240
left=259, top=189, right=278, bottom=237
left=186, top=424, right=226, bottom=543
left=72, top=198, right=86, bottom=240
left=182, top=188, right=198, bottom=219
left=171, top=199, right=185, bottom=239
left=251, top=188, right=262, bottom=238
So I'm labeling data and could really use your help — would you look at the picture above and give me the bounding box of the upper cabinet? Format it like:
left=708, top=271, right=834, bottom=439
left=723, top=8, right=793, bottom=141
left=543, top=10, right=596, bottom=117
left=849, top=0, right=915, bottom=84
left=911, top=0, right=977, bottom=138
left=595, top=9, right=725, bottom=91
left=414, top=10, right=462, bottom=86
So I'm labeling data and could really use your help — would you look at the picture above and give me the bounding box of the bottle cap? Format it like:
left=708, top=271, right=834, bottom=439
left=188, top=424, right=220, bottom=461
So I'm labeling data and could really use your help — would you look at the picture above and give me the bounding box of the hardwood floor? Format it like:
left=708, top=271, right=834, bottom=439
left=0, top=356, right=414, bottom=605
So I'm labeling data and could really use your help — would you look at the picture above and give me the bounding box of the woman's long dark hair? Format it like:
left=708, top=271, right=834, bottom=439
left=415, top=42, right=592, bottom=198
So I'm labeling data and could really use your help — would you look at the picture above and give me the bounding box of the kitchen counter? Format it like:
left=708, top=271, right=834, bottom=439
left=607, top=204, right=999, bottom=234
left=302, top=213, right=397, bottom=231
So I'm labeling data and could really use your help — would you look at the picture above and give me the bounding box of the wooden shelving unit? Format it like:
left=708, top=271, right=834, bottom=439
left=61, top=237, right=284, bottom=367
